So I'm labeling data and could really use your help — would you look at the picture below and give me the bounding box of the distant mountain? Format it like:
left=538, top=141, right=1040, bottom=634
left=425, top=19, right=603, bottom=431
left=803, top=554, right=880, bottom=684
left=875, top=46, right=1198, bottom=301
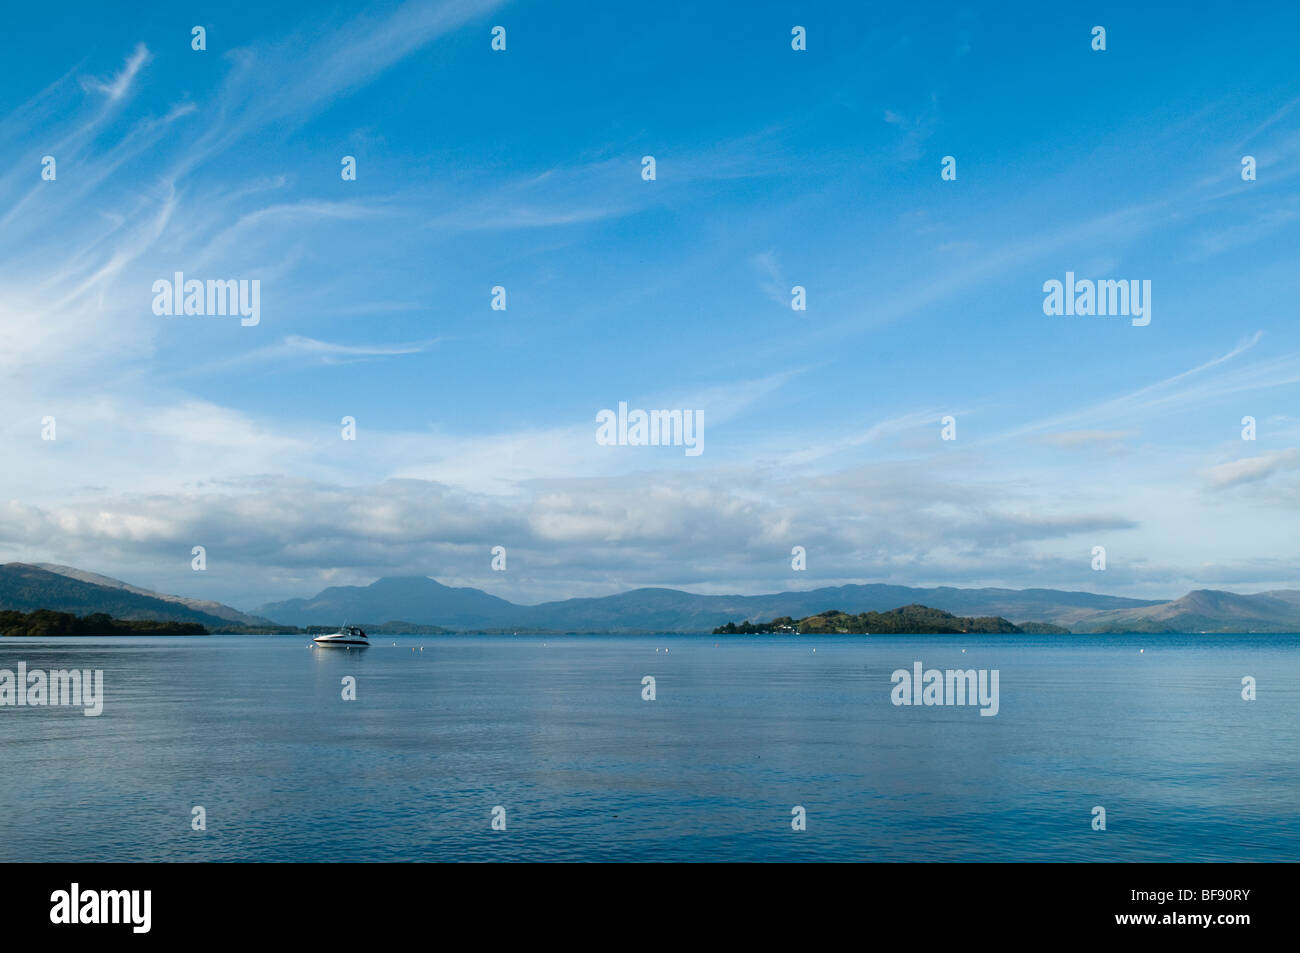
left=0, top=564, right=270, bottom=628
left=256, top=575, right=520, bottom=629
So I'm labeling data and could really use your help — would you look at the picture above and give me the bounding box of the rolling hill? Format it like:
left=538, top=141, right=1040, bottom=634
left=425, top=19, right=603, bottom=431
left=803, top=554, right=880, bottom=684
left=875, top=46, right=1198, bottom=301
left=31, top=563, right=271, bottom=626
left=1071, top=589, right=1300, bottom=633
left=0, top=564, right=272, bottom=628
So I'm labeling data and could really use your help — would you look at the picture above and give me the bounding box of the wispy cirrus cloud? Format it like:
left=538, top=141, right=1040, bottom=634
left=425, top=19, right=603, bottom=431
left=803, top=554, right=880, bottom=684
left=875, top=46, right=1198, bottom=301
left=79, top=42, right=149, bottom=100
left=991, top=332, right=1292, bottom=443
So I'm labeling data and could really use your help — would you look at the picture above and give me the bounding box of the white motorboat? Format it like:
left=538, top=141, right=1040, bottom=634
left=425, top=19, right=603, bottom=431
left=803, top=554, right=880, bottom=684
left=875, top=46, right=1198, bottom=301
left=313, top=625, right=369, bottom=646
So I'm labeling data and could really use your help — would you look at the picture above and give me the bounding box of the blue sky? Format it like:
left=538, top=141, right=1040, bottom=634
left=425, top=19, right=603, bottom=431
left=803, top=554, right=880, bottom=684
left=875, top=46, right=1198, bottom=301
left=1, top=1, right=1298, bottom=609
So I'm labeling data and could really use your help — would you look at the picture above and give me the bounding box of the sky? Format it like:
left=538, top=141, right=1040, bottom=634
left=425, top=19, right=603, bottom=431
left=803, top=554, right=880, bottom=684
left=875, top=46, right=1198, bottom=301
left=1, top=1, right=1298, bottom=611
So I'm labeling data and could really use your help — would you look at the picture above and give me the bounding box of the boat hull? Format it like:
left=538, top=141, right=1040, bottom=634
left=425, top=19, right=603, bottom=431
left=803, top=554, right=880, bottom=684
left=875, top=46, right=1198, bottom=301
left=313, top=624, right=369, bottom=646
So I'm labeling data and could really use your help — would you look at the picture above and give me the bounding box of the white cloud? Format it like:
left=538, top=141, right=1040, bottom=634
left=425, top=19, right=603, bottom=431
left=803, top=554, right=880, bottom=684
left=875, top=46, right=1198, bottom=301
left=1205, top=450, right=1300, bottom=490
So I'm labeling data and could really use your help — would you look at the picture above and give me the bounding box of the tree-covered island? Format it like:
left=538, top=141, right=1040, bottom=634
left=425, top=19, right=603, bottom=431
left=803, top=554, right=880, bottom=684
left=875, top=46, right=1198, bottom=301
left=712, top=604, right=1070, bottom=635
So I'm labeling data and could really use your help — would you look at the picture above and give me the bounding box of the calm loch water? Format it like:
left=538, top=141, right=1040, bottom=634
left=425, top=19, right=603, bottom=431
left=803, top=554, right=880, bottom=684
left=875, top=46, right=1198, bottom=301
left=1, top=633, right=1296, bottom=862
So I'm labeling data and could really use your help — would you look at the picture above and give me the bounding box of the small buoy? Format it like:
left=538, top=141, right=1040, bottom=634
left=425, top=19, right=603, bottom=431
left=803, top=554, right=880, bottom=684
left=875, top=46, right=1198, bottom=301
left=1140, top=648, right=1144, bottom=654
left=812, top=648, right=816, bottom=653
left=961, top=649, right=966, bottom=653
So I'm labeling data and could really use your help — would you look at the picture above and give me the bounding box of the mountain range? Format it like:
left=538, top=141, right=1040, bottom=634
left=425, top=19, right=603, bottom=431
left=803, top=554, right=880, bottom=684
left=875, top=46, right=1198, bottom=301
left=253, top=575, right=1300, bottom=634
left=2, top=562, right=1298, bottom=633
